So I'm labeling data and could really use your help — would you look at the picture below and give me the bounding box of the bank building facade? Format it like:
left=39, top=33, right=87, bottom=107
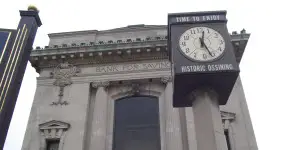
left=21, top=24, right=258, bottom=150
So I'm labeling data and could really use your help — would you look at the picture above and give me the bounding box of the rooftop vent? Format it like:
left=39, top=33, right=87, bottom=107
left=232, top=31, right=237, bottom=35
left=240, top=29, right=246, bottom=34
left=136, top=38, right=141, bottom=42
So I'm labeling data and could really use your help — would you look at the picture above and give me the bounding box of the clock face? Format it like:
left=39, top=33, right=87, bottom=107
left=178, top=26, right=226, bottom=62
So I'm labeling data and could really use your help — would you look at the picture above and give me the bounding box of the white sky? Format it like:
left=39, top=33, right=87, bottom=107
left=1, top=0, right=300, bottom=149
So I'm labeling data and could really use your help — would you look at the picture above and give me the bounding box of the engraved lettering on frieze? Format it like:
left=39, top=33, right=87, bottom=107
left=96, top=61, right=171, bottom=73
left=50, top=62, right=81, bottom=106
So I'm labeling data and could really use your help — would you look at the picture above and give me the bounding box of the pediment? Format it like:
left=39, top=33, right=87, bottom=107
left=221, top=111, right=236, bottom=120
left=39, top=120, right=70, bottom=130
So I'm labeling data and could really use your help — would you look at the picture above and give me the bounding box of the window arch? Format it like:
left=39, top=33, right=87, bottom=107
left=113, top=95, right=161, bottom=150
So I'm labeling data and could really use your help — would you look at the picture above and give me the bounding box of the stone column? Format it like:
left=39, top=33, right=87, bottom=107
left=90, top=81, right=110, bottom=150
left=189, top=88, right=228, bottom=150
left=185, top=107, right=197, bottom=150
left=161, top=76, right=183, bottom=150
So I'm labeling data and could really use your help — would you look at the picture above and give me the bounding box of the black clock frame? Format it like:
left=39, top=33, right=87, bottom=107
left=168, top=10, right=240, bottom=107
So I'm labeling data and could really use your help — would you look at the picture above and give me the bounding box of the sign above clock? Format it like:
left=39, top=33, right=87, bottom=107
left=168, top=11, right=227, bottom=24
left=171, top=14, right=226, bottom=24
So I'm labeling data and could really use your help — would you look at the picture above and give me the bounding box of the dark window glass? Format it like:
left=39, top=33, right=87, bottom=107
left=224, top=130, right=231, bottom=150
left=113, top=96, right=161, bottom=150
left=47, top=140, right=59, bottom=150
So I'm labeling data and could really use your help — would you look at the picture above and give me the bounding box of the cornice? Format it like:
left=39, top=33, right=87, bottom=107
left=31, top=29, right=249, bottom=72
left=31, top=39, right=167, bottom=56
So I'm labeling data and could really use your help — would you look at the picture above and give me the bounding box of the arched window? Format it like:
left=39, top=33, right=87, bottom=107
left=113, top=96, right=161, bottom=150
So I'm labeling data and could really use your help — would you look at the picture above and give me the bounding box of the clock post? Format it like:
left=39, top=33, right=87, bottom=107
left=168, top=11, right=240, bottom=150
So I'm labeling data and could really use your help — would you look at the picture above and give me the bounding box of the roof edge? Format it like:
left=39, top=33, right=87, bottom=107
left=48, top=30, right=98, bottom=37
left=47, top=24, right=167, bottom=38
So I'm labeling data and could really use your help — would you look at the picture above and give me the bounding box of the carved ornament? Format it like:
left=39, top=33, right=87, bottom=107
left=50, top=62, right=80, bottom=106
left=161, top=76, right=172, bottom=84
left=50, top=62, right=81, bottom=87
left=91, top=81, right=110, bottom=88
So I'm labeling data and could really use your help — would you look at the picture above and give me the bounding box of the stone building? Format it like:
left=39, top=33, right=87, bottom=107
left=22, top=24, right=257, bottom=150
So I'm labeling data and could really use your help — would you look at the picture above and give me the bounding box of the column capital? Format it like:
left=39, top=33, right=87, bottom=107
left=161, top=76, right=172, bottom=84
left=91, top=81, right=110, bottom=88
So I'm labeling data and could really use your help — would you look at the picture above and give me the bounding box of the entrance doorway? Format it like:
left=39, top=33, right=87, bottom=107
left=113, top=96, right=161, bottom=150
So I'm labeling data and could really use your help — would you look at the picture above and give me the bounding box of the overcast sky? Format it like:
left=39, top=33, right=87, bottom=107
left=1, top=0, right=300, bottom=149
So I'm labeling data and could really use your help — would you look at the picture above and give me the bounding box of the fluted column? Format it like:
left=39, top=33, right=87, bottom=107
left=189, top=88, right=228, bottom=150
left=161, top=76, right=183, bottom=150
left=90, top=81, right=110, bottom=150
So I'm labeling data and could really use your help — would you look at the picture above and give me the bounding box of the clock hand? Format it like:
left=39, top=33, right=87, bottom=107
left=202, top=31, right=213, bottom=57
left=199, top=38, right=203, bottom=48
left=203, top=42, right=213, bottom=56
left=199, top=31, right=206, bottom=48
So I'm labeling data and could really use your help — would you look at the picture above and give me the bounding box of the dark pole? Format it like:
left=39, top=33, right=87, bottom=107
left=0, top=6, right=42, bottom=149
